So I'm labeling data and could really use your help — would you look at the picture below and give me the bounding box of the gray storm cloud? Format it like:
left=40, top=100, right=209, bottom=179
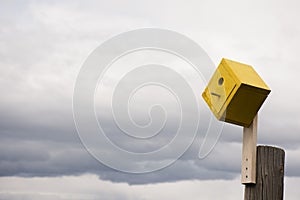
left=0, top=0, right=300, bottom=188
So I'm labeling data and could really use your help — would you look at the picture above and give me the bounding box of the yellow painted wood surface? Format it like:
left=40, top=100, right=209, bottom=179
left=202, top=58, right=271, bottom=127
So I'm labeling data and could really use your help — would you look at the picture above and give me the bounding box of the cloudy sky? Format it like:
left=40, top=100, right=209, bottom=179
left=1, top=0, right=300, bottom=199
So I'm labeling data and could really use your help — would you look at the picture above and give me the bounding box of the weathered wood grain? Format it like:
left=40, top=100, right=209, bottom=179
left=244, top=146, right=285, bottom=200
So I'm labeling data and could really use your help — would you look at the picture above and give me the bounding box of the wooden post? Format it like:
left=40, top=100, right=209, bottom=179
left=244, top=146, right=285, bottom=200
left=242, top=115, right=258, bottom=184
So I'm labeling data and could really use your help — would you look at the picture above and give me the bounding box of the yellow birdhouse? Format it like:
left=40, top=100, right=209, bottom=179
left=202, top=58, right=271, bottom=127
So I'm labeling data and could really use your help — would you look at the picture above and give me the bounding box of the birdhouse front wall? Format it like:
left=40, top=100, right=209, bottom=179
left=202, top=63, right=237, bottom=118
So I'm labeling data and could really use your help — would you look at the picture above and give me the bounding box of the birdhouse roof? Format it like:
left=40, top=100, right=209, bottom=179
left=221, top=58, right=270, bottom=92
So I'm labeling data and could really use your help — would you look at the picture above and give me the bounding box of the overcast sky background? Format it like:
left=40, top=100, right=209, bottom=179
left=1, top=0, right=300, bottom=199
